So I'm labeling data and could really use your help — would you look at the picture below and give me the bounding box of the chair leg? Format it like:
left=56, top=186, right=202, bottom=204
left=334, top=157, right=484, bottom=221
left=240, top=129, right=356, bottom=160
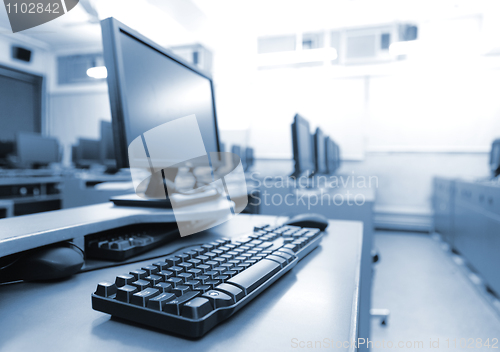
left=370, top=308, right=390, bottom=326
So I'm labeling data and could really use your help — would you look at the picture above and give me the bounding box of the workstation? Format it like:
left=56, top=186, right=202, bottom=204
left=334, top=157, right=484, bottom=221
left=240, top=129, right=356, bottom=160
left=1, top=1, right=500, bottom=351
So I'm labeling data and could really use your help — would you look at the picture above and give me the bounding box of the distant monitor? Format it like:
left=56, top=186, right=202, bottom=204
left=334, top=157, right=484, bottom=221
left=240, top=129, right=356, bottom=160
left=314, top=128, right=327, bottom=174
left=100, top=120, right=116, bottom=167
left=101, top=18, right=221, bottom=170
left=16, top=132, right=59, bottom=168
left=490, top=139, right=500, bottom=178
left=231, top=145, right=247, bottom=170
left=75, top=138, right=101, bottom=167
left=245, top=147, right=254, bottom=171
left=325, top=137, right=338, bottom=174
left=291, top=114, right=314, bottom=177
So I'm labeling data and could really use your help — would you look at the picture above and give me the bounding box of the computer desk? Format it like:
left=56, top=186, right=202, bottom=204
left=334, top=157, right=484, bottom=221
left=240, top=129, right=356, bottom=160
left=0, top=209, right=363, bottom=352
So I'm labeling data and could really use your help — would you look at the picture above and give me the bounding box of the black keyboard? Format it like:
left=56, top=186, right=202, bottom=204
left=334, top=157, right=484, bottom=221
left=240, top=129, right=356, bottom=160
left=85, top=224, right=179, bottom=261
left=91, top=223, right=324, bottom=337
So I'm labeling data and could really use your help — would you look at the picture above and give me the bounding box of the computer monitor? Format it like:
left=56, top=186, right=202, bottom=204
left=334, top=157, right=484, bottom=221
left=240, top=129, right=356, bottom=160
left=291, top=114, right=315, bottom=177
left=490, top=139, right=500, bottom=178
left=101, top=18, right=221, bottom=170
left=100, top=121, right=116, bottom=167
left=245, top=147, right=254, bottom=171
left=325, top=137, right=337, bottom=174
left=314, top=128, right=327, bottom=175
left=75, top=138, right=101, bottom=167
left=231, top=145, right=247, bottom=170
left=16, top=132, right=59, bottom=168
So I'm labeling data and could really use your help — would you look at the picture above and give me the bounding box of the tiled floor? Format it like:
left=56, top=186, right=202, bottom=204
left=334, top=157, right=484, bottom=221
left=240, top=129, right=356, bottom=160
left=370, top=232, right=500, bottom=351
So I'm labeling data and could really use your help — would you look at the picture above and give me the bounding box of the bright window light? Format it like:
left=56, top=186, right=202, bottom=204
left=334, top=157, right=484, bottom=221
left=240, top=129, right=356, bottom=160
left=257, top=47, right=338, bottom=66
left=87, top=66, right=108, bottom=79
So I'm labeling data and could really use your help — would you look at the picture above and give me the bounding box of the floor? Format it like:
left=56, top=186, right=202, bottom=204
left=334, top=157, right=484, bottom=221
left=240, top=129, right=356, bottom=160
left=370, top=231, right=500, bottom=351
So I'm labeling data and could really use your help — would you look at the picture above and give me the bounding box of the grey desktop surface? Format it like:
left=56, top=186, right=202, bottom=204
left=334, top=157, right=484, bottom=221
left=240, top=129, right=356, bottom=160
left=0, top=215, right=363, bottom=352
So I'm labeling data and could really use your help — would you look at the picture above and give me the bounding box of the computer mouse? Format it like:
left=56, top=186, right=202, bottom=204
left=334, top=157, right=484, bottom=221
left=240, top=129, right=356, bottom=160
left=12, top=244, right=84, bottom=281
left=283, top=213, right=329, bottom=231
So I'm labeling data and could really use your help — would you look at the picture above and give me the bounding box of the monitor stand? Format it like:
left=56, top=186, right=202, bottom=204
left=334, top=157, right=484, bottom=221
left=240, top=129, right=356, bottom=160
left=110, top=193, right=172, bottom=208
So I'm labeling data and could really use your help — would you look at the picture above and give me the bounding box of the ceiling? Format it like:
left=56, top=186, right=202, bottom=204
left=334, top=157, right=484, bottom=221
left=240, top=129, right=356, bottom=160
left=0, top=0, right=498, bottom=52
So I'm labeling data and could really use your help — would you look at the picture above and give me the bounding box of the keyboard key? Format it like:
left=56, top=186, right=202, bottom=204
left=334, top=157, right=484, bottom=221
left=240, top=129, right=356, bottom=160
left=215, top=283, right=245, bottom=302
left=147, top=292, right=176, bottom=311
left=115, top=274, right=134, bottom=287
left=157, top=270, right=174, bottom=281
left=163, top=291, right=200, bottom=315
left=222, top=270, right=236, bottom=278
left=155, top=282, right=173, bottom=293
left=177, top=272, right=194, bottom=282
left=221, top=263, right=234, bottom=270
left=172, top=285, right=191, bottom=297
left=184, top=250, right=198, bottom=258
left=204, top=270, right=218, bottom=279
left=196, top=264, right=211, bottom=273
left=213, top=257, right=226, bottom=264
left=258, top=242, right=273, bottom=249
left=166, top=277, right=184, bottom=288
left=204, top=252, right=217, bottom=259
left=165, top=256, right=182, bottom=266
left=153, top=262, right=169, bottom=271
left=131, top=288, right=160, bottom=307
left=266, top=254, right=287, bottom=268
left=196, top=275, right=210, bottom=284
left=205, top=279, right=221, bottom=288
left=215, top=275, right=229, bottom=283
left=116, top=285, right=138, bottom=302
left=221, top=254, right=233, bottom=260
left=95, top=282, right=117, bottom=297
left=187, top=268, right=202, bottom=277
left=227, top=259, right=281, bottom=295
left=178, top=262, right=194, bottom=271
left=218, top=246, right=230, bottom=253
left=238, top=262, right=251, bottom=269
left=228, top=259, right=241, bottom=265
left=283, top=243, right=299, bottom=252
left=181, top=297, right=213, bottom=319
left=185, top=280, right=201, bottom=289
left=211, top=249, right=223, bottom=255
left=196, top=255, right=209, bottom=263
left=131, top=279, right=151, bottom=291
left=191, top=247, right=206, bottom=255
left=232, top=266, right=244, bottom=273
left=129, top=270, right=147, bottom=280
left=187, top=258, right=201, bottom=266
left=272, top=251, right=294, bottom=264
left=177, top=254, right=190, bottom=262
left=202, top=290, right=233, bottom=308
left=193, top=285, right=211, bottom=294
left=201, top=244, right=214, bottom=251
left=169, top=266, right=185, bottom=276
left=144, top=275, right=162, bottom=285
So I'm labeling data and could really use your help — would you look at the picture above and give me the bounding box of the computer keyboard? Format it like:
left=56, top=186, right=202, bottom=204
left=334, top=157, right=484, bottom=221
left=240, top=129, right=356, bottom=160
left=85, top=224, right=179, bottom=261
left=91, top=223, right=324, bottom=337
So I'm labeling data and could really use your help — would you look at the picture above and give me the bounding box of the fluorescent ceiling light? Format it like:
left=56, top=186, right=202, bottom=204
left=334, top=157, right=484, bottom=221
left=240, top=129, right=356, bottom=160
left=258, top=47, right=338, bottom=66
left=86, top=66, right=108, bottom=79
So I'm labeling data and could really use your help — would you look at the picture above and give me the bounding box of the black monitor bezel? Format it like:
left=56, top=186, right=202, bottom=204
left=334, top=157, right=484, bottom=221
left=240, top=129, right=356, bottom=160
left=291, top=114, right=314, bottom=177
left=314, top=127, right=327, bottom=174
left=101, top=17, right=222, bottom=169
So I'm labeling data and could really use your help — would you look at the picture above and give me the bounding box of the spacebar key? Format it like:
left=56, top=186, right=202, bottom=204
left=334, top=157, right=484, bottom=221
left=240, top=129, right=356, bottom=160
left=227, top=259, right=281, bottom=295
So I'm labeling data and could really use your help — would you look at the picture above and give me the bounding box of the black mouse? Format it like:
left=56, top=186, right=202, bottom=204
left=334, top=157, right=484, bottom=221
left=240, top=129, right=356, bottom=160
left=284, top=213, right=329, bottom=231
left=8, top=244, right=84, bottom=282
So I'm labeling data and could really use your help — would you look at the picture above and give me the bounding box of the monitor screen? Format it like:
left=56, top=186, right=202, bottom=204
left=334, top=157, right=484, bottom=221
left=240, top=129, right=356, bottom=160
left=102, top=18, right=220, bottom=168
left=490, top=139, right=500, bottom=176
left=325, top=136, right=337, bottom=174
left=78, top=138, right=101, bottom=163
left=16, top=132, right=59, bottom=167
left=291, top=114, right=314, bottom=176
left=314, top=128, right=327, bottom=174
left=100, top=120, right=116, bottom=164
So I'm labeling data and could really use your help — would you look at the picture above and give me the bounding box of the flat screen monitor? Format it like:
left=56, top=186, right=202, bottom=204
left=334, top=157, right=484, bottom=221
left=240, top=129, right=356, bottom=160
left=490, top=139, right=500, bottom=177
left=231, top=145, right=247, bottom=170
left=76, top=138, right=101, bottom=167
left=16, top=132, right=59, bottom=168
left=325, top=137, right=337, bottom=174
left=245, top=147, right=254, bottom=171
left=100, top=120, right=116, bottom=167
left=101, top=18, right=221, bottom=169
left=291, top=114, right=314, bottom=177
left=314, top=128, right=327, bottom=174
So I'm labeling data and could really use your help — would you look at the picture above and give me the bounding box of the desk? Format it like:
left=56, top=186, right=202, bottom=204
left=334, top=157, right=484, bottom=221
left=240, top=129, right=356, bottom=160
left=0, top=215, right=363, bottom=352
